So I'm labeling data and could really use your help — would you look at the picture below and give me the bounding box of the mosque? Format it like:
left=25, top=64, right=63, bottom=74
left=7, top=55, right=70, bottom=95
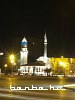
left=18, top=33, right=75, bottom=76
left=19, top=33, right=52, bottom=76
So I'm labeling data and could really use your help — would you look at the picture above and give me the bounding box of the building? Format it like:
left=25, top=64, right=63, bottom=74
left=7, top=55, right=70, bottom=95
left=50, top=57, right=75, bottom=75
left=20, top=37, right=28, bottom=65
left=19, top=33, right=52, bottom=76
left=18, top=34, right=75, bottom=76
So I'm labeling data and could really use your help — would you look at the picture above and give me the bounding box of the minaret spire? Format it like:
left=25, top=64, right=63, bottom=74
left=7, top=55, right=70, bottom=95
left=44, top=32, right=47, bottom=58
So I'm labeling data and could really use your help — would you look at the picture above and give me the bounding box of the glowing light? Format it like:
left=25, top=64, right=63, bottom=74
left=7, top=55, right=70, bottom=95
left=9, top=54, right=15, bottom=64
left=4, top=64, right=7, bottom=67
left=59, top=61, right=66, bottom=67
left=14, top=63, right=16, bottom=66
left=10, top=54, right=14, bottom=60
left=0, top=53, right=3, bottom=55
left=59, top=62, right=64, bottom=66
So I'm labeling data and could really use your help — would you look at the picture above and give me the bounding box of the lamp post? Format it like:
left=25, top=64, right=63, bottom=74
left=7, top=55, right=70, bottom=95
left=10, top=54, right=15, bottom=75
left=4, top=64, right=7, bottom=74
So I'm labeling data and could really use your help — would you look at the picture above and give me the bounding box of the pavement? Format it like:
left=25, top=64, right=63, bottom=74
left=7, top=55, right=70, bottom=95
left=0, top=75, right=75, bottom=100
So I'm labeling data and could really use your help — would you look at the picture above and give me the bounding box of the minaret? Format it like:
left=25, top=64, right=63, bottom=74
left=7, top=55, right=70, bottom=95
left=20, top=37, right=28, bottom=65
left=44, top=32, right=47, bottom=58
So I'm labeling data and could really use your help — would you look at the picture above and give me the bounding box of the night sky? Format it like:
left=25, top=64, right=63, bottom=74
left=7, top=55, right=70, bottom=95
left=0, top=0, right=75, bottom=58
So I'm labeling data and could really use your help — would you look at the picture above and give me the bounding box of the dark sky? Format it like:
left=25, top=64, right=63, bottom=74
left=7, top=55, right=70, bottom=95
left=0, top=0, right=75, bottom=58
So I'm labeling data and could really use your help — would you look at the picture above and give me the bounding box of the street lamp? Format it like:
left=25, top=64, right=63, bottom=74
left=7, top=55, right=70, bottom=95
left=9, top=54, right=15, bottom=75
left=4, top=64, right=7, bottom=74
left=59, top=61, right=66, bottom=76
left=0, top=53, right=3, bottom=55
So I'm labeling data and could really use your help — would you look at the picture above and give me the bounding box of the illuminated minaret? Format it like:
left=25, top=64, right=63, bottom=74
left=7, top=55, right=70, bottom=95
left=44, top=33, right=47, bottom=58
left=20, top=37, right=28, bottom=65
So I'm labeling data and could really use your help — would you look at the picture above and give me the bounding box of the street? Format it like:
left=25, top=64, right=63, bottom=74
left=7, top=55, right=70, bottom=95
left=0, top=75, right=75, bottom=100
